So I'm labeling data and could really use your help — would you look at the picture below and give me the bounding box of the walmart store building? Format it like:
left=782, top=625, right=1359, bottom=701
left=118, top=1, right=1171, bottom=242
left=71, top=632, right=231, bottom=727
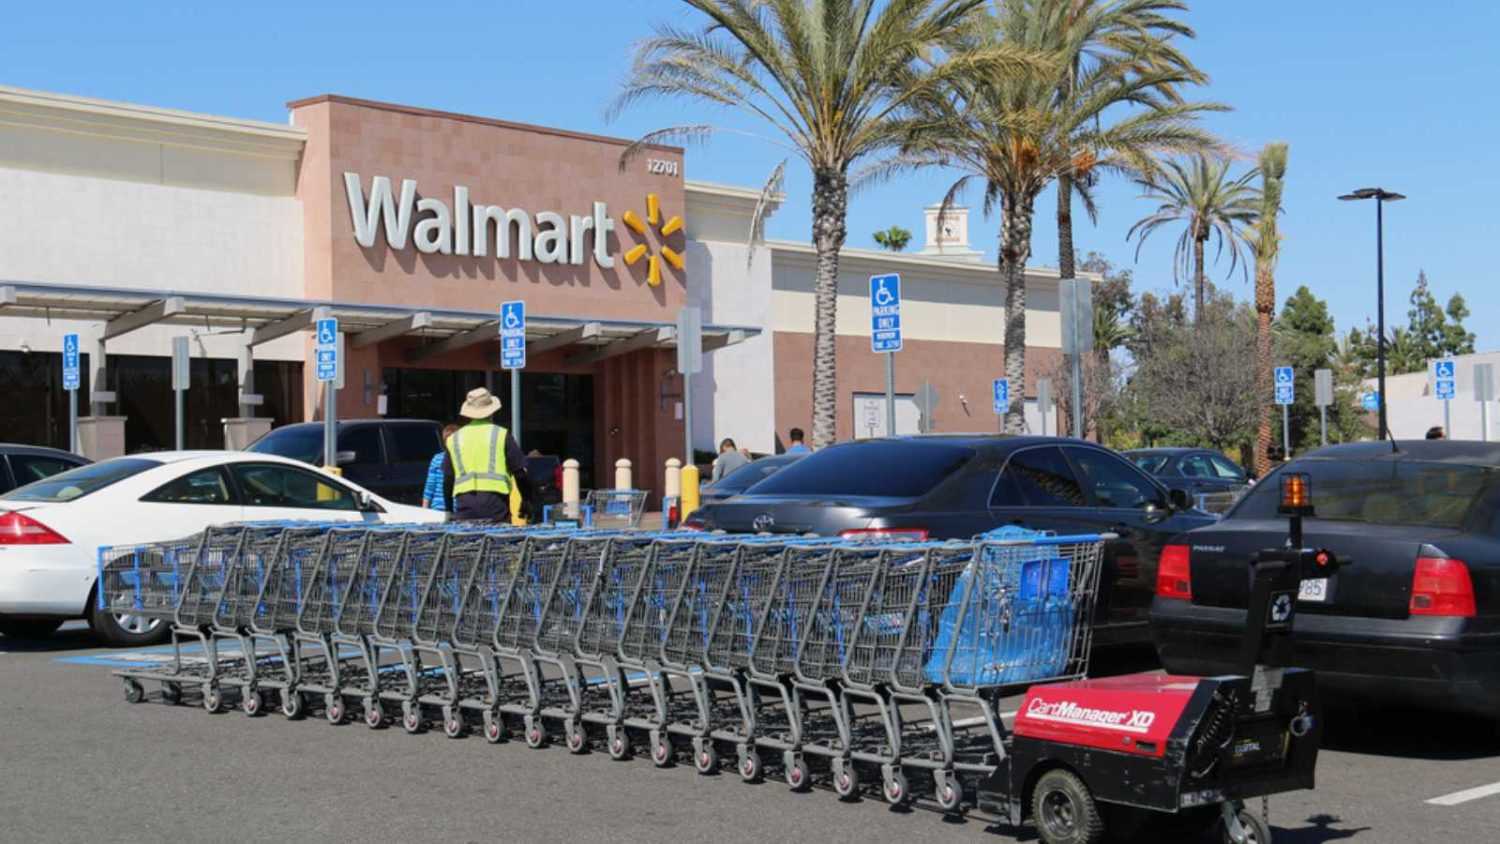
left=0, top=84, right=1089, bottom=496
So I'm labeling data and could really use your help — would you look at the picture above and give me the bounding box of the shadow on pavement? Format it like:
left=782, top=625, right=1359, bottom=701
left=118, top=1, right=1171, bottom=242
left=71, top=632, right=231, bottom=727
left=1268, top=814, right=1373, bottom=843
left=1321, top=704, right=1500, bottom=761
left=0, top=624, right=102, bottom=653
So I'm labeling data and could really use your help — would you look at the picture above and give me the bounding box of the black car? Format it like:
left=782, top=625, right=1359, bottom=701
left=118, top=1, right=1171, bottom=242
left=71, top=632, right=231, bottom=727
left=0, top=444, right=90, bottom=494
left=1127, top=447, right=1250, bottom=512
left=701, top=453, right=805, bottom=503
left=684, top=436, right=1214, bottom=644
left=1151, top=440, right=1500, bottom=717
left=246, top=419, right=441, bottom=506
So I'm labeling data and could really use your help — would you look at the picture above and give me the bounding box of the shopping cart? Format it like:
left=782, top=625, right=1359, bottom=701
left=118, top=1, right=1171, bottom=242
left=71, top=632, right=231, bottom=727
left=103, top=532, right=204, bottom=705
left=330, top=527, right=413, bottom=728
left=584, top=489, right=647, bottom=529
left=291, top=527, right=374, bottom=724
left=369, top=529, right=449, bottom=733
left=447, top=529, right=538, bottom=742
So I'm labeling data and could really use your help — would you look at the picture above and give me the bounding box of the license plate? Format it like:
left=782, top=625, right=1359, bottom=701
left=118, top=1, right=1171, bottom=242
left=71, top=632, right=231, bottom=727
left=1298, top=578, right=1328, bottom=603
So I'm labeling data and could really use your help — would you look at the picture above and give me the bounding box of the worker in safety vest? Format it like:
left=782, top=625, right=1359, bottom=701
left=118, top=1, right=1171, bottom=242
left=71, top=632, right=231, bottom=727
left=442, top=387, right=532, bottom=522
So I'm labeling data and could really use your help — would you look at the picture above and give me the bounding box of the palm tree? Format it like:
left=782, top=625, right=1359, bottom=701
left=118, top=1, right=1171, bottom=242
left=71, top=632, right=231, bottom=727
left=1127, top=155, right=1259, bottom=321
left=615, top=0, right=1040, bottom=448
left=895, top=1, right=1219, bottom=431
left=1248, top=142, right=1288, bottom=477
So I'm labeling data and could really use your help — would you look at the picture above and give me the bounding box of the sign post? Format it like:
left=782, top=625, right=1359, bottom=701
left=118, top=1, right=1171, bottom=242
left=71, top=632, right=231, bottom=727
left=500, top=301, right=526, bottom=447
left=1433, top=358, right=1456, bottom=437
left=914, top=382, right=939, bottom=434
left=1313, top=368, right=1333, bottom=447
left=1037, top=378, right=1053, bottom=436
left=315, top=317, right=340, bottom=469
left=1274, top=365, right=1295, bottom=458
left=676, top=306, right=703, bottom=463
left=62, top=333, right=80, bottom=455
left=172, top=336, right=190, bottom=450
left=870, top=274, right=902, bottom=437
left=1059, top=278, right=1094, bottom=438
left=1475, top=363, right=1494, bottom=442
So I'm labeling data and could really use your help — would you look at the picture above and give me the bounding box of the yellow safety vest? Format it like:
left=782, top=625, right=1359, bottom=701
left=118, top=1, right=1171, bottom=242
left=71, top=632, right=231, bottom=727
left=446, top=422, right=511, bottom=496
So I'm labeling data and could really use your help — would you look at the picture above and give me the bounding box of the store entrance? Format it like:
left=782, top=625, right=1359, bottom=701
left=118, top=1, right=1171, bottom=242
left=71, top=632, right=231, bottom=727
left=381, top=368, right=595, bottom=485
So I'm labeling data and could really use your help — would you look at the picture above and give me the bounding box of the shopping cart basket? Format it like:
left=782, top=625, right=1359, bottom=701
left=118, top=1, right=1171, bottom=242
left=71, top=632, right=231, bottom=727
left=584, top=489, right=647, bottom=529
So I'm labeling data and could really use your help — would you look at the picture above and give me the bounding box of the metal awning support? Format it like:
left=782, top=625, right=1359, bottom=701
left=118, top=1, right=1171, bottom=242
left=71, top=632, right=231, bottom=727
left=250, top=306, right=331, bottom=347
left=527, top=321, right=601, bottom=356
left=406, top=320, right=500, bottom=363
left=569, top=326, right=674, bottom=366
left=102, top=296, right=185, bottom=341
left=351, top=312, right=432, bottom=349
left=236, top=341, right=265, bottom=417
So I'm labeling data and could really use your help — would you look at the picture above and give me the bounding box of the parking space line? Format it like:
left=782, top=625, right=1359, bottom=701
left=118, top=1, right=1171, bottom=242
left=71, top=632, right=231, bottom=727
left=1426, top=782, right=1500, bottom=806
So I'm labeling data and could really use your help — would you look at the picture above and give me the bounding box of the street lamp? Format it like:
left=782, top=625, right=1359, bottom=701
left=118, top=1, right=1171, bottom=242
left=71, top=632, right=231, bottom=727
left=1338, top=187, right=1405, bottom=440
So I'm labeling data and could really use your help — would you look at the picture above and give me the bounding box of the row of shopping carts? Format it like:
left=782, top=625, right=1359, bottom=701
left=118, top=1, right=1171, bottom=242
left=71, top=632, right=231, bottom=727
left=98, top=521, right=1107, bottom=811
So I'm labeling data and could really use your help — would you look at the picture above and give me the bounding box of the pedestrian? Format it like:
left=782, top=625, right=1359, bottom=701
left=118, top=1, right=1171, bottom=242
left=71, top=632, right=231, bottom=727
left=442, top=387, right=533, bottom=522
left=1426, top=426, right=1445, bottom=440
left=785, top=427, right=810, bottom=454
left=422, top=423, right=460, bottom=510
left=712, top=437, right=750, bottom=482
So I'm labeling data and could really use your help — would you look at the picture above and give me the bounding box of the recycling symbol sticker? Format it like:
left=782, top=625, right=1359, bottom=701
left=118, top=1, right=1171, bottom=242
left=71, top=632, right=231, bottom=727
left=1269, top=593, right=1293, bottom=624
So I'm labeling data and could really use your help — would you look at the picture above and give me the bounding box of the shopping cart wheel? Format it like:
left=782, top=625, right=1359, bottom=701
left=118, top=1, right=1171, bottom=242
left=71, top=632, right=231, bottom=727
left=650, top=733, right=673, bottom=767
left=160, top=683, right=182, bottom=706
left=121, top=679, right=145, bottom=704
left=242, top=689, right=264, bottom=717
left=524, top=717, right=548, bottom=749
left=738, top=748, right=763, bottom=783
left=785, top=756, right=811, bottom=792
left=401, top=701, right=423, bottom=734
left=1221, top=809, right=1271, bottom=844
left=694, top=743, right=719, bottom=775
left=883, top=770, right=910, bottom=806
left=565, top=721, right=588, bottom=754
left=607, top=730, right=630, bottom=761
left=202, top=685, right=224, bottom=714
left=443, top=707, right=465, bottom=739
left=483, top=712, right=507, bottom=744
left=363, top=698, right=385, bottom=729
left=281, top=691, right=304, bottom=720
left=934, top=772, right=962, bottom=813
left=325, top=695, right=345, bottom=725
left=832, top=762, right=859, bottom=801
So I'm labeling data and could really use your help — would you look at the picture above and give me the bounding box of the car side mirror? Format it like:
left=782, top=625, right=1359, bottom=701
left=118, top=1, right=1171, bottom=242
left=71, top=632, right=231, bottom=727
left=335, top=450, right=358, bottom=466
left=1167, top=488, right=1192, bottom=511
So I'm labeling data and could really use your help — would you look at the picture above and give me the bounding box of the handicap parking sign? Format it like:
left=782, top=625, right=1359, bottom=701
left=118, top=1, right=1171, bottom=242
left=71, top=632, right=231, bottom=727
left=1433, top=359, right=1456, bottom=400
left=869, top=274, right=902, bottom=353
left=1274, top=366, right=1294, bottom=406
left=991, top=378, right=1009, bottom=415
left=1362, top=391, right=1380, bottom=412
left=62, top=333, right=80, bottom=390
left=500, top=300, right=526, bottom=369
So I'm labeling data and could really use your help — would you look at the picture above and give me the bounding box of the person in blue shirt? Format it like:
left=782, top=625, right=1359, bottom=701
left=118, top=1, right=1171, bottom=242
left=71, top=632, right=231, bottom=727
left=785, top=427, right=810, bottom=454
left=422, top=423, right=461, bottom=510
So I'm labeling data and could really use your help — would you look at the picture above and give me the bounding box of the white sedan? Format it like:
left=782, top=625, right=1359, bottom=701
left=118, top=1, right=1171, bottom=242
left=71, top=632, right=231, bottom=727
left=0, top=451, right=444, bottom=645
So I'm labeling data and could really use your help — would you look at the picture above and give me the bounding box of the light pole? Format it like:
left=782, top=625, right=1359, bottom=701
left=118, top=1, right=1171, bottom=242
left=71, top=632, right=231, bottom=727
left=1338, top=187, right=1405, bottom=440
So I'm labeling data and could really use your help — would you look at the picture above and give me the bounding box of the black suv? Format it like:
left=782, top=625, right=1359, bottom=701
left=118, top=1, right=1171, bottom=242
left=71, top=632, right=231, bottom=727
left=246, top=419, right=441, bottom=506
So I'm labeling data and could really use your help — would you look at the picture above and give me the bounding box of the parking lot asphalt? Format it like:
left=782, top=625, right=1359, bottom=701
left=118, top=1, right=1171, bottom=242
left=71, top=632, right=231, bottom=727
left=2, top=625, right=1497, bottom=844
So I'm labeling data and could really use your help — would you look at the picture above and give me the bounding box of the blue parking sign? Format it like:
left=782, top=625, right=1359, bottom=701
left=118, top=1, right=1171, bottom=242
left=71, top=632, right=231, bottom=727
left=1274, top=366, right=1294, bottom=406
left=314, top=317, right=339, bottom=383
left=1433, top=358, right=1456, bottom=400
left=869, top=274, right=902, bottom=353
left=500, top=300, right=526, bottom=369
left=992, top=378, right=1009, bottom=415
left=62, top=333, right=80, bottom=390
left=1362, top=391, right=1380, bottom=412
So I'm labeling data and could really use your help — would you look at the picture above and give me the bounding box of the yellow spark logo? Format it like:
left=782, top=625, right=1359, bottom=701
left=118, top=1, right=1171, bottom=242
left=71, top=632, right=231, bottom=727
left=620, top=193, right=684, bottom=287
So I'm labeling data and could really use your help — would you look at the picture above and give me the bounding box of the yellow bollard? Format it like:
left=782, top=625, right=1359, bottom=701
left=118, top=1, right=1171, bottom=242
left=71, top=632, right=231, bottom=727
left=508, top=483, right=526, bottom=526
left=680, top=464, right=700, bottom=521
left=318, top=466, right=343, bottom=502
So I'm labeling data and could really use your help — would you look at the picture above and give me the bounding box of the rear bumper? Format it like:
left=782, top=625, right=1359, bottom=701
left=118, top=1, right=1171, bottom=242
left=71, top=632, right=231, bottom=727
left=1151, top=600, right=1500, bottom=716
left=0, top=547, right=96, bottom=618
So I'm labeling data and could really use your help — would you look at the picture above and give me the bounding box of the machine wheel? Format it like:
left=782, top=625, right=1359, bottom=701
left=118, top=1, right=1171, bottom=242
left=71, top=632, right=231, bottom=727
left=160, top=683, right=182, bottom=706
left=1032, top=769, right=1104, bottom=844
left=607, top=731, right=631, bottom=761
left=934, top=772, right=962, bottom=812
left=694, top=743, right=719, bottom=775
left=242, top=689, right=264, bottom=717
left=1222, top=809, right=1272, bottom=844
left=785, top=756, right=811, bottom=792
left=443, top=707, right=465, bottom=739
left=483, top=712, right=507, bottom=744
left=401, top=701, right=423, bottom=734
left=122, top=679, right=145, bottom=704
left=203, top=685, right=224, bottom=714
left=833, top=763, right=859, bottom=801
left=651, top=734, right=673, bottom=767
left=325, top=695, right=345, bottom=725
left=364, top=698, right=385, bottom=729
left=738, top=749, right=763, bottom=783
left=281, top=691, right=304, bottom=720
left=566, top=722, right=588, bottom=754
left=883, top=770, right=911, bottom=806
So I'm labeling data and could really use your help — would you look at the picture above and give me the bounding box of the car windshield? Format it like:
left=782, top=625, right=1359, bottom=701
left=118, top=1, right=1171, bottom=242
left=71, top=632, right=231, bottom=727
left=1130, top=454, right=1171, bottom=474
left=0, top=457, right=162, bottom=503
left=744, top=441, right=974, bottom=499
left=709, top=456, right=800, bottom=495
left=1231, top=459, right=1489, bottom=528
left=247, top=426, right=322, bottom=464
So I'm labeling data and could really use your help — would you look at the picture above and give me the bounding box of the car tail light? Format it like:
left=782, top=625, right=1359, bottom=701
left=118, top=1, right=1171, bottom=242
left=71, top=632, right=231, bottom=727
left=1410, top=557, right=1476, bottom=617
left=1156, top=544, right=1192, bottom=600
left=839, top=528, right=929, bottom=542
left=0, top=511, right=70, bottom=545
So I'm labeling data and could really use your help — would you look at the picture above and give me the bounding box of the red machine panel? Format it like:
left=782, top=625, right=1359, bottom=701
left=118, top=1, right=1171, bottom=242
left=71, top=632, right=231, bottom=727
left=1014, top=673, right=1203, bottom=758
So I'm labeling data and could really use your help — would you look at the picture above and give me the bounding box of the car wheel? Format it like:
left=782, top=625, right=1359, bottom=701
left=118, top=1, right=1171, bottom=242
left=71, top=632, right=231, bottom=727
left=89, top=602, right=169, bottom=647
left=0, top=617, right=64, bottom=640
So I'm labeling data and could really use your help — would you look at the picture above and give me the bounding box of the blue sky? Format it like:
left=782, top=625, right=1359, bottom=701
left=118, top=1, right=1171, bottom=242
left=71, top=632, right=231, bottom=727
left=5, top=1, right=1497, bottom=345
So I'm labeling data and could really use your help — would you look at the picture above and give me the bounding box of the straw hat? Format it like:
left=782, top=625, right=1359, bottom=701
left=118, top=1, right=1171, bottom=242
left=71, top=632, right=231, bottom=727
left=459, top=387, right=502, bottom=419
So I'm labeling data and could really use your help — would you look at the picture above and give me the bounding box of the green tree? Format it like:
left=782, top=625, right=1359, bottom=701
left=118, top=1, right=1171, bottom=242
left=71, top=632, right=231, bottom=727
left=1127, top=155, right=1259, bottom=320
left=616, top=0, right=1039, bottom=448
left=1247, top=142, right=1287, bottom=477
left=872, top=225, right=913, bottom=252
left=1346, top=271, right=1476, bottom=377
left=1273, top=286, right=1364, bottom=453
left=897, top=0, right=1218, bottom=431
